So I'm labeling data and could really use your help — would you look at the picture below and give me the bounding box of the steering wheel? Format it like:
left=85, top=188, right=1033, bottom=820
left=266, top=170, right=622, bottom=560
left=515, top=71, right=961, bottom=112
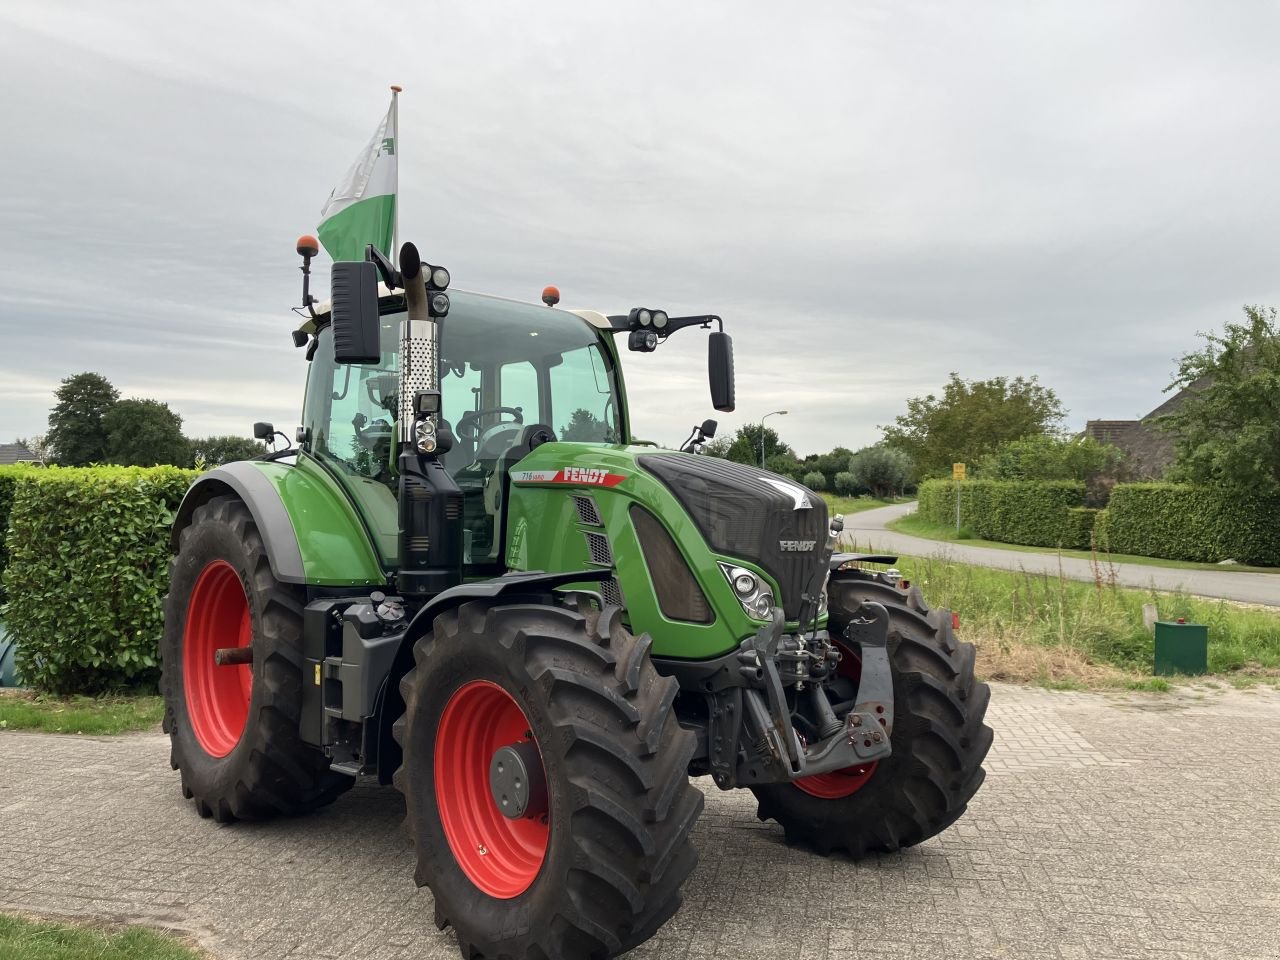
left=456, top=406, right=524, bottom=442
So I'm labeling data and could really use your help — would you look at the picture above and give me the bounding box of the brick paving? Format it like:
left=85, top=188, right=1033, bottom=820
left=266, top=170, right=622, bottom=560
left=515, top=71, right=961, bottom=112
left=2, top=682, right=1279, bottom=959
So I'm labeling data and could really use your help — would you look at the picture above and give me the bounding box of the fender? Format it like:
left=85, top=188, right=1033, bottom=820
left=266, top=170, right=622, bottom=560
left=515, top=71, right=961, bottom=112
left=373, top=568, right=611, bottom=783
left=171, top=459, right=385, bottom=586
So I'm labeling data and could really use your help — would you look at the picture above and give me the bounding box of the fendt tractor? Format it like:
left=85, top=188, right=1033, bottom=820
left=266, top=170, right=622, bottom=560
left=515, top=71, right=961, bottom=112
left=161, top=237, right=992, bottom=959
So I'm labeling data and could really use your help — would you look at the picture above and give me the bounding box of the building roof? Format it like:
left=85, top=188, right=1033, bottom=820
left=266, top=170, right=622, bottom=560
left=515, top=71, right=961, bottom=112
left=0, top=443, right=35, bottom=465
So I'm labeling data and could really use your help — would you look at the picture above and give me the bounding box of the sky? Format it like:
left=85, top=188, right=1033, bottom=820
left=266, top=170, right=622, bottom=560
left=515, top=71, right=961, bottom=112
left=1, top=1, right=1278, bottom=457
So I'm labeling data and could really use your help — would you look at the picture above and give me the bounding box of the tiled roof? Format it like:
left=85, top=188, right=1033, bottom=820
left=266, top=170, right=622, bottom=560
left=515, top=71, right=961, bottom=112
left=0, top=443, right=35, bottom=464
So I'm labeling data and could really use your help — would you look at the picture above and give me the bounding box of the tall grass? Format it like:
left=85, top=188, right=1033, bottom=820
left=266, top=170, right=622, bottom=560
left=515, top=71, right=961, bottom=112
left=892, top=555, right=1280, bottom=685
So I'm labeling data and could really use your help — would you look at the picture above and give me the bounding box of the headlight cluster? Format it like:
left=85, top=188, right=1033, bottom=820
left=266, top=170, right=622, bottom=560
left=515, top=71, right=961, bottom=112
left=415, top=417, right=437, bottom=454
left=718, top=562, right=775, bottom=620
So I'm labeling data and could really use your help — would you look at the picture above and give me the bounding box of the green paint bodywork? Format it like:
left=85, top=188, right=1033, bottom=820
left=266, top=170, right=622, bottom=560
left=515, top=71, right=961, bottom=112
left=503, top=442, right=779, bottom=659
left=248, top=456, right=386, bottom=587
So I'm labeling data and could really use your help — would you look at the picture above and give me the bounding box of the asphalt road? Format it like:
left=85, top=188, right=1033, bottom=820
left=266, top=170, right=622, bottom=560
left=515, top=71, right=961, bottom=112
left=839, top=502, right=1280, bottom=607
left=4, top=683, right=1279, bottom=960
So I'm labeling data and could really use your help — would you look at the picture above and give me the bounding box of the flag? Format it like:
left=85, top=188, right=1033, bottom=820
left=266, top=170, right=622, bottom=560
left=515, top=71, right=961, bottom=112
left=317, top=97, right=397, bottom=262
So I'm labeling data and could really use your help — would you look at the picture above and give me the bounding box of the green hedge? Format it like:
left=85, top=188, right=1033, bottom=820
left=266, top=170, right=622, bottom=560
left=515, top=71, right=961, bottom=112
left=918, top=479, right=1086, bottom=547
left=1064, top=507, right=1101, bottom=550
left=1105, top=484, right=1280, bottom=566
left=0, top=466, right=197, bottom=694
left=0, top=466, right=26, bottom=602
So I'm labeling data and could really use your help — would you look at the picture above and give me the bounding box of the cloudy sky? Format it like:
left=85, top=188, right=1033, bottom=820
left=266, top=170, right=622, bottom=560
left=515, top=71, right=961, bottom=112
left=2, top=1, right=1278, bottom=456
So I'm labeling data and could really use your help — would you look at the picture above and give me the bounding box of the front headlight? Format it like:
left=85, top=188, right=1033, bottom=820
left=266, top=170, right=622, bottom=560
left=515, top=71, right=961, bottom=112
left=719, top=562, right=775, bottom=620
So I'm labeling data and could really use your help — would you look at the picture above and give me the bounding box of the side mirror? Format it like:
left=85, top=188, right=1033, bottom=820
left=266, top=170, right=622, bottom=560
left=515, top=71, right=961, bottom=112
left=708, top=332, right=735, bottom=412
left=330, top=261, right=381, bottom=364
left=700, top=418, right=718, bottom=439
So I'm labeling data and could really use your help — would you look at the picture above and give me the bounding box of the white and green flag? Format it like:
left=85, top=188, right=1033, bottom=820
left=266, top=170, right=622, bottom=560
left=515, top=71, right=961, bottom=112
left=318, top=96, right=397, bottom=262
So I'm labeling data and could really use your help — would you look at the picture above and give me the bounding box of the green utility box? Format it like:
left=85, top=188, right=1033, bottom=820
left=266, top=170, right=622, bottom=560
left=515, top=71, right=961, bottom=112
left=1153, top=620, right=1208, bottom=676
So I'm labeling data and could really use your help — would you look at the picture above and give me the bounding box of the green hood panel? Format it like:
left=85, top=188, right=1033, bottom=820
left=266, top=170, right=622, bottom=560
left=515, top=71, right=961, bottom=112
left=504, top=442, right=775, bottom=659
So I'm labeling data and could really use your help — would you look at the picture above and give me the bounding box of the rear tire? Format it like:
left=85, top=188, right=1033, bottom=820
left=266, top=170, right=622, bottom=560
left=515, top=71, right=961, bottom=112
left=161, top=495, right=351, bottom=821
left=393, top=598, right=702, bottom=960
left=750, top=574, right=992, bottom=857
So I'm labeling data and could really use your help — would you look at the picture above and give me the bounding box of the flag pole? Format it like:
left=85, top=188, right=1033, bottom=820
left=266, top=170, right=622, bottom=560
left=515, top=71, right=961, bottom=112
left=390, top=84, right=402, bottom=255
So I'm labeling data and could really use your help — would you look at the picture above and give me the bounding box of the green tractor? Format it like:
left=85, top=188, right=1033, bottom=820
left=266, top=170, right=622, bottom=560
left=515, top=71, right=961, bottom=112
left=162, top=237, right=992, bottom=959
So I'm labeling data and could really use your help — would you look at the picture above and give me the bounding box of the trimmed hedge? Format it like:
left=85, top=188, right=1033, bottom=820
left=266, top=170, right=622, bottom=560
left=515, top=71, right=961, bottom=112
left=918, top=479, right=1086, bottom=547
left=1105, top=484, right=1280, bottom=566
left=0, top=466, right=25, bottom=602
left=0, top=466, right=197, bottom=694
left=1064, top=507, right=1102, bottom=550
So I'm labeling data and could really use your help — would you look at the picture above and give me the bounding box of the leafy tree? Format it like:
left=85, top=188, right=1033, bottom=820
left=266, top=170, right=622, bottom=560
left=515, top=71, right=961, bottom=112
left=725, top=424, right=794, bottom=467
left=833, top=471, right=858, bottom=495
left=559, top=408, right=612, bottom=442
left=187, top=435, right=266, bottom=467
left=804, top=446, right=854, bottom=490
left=103, top=398, right=187, bottom=467
left=802, top=470, right=826, bottom=491
left=46, top=372, right=119, bottom=465
left=765, top=452, right=803, bottom=479
left=701, top=435, right=733, bottom=458
left=881, top=373, right=1065, bottom=478
left=1157, top=305, right=1280, bottom=497
left=977, top=434, right=1126, bottom=482
left=848, top=444, right=912, bottom=498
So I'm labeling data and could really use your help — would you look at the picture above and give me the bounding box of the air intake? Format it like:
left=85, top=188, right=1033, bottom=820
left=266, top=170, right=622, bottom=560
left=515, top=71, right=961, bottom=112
left=630, top=505, right=713, bottom=624
left=573, top=494, right=603, bottom=526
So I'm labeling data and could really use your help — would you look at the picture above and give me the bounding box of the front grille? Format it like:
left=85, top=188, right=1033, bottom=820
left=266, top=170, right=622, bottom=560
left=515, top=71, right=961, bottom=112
left=583, top=531, right=613, bottom=566
left=639, top=453, right=828, bottom=619
left=630, top=505, right=713, bottom=624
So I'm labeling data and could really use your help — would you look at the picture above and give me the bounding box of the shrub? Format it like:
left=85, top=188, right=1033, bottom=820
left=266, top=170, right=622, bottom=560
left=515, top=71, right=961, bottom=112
left=802, top=470, right=826, bottom=491
left=917, top=479, right=1086, bottom=547
left=1, top=466, right=197, bottom=694
left=833, top=471, right=858, bottom=496
left=1105, top=484, right=1280, bottom=566
left=976, top=434, right=1126, bottom=483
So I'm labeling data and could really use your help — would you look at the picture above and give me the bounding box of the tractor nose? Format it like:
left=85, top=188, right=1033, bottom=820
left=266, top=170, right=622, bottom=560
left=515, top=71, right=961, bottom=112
left=490, top=738, right=548, bottom=820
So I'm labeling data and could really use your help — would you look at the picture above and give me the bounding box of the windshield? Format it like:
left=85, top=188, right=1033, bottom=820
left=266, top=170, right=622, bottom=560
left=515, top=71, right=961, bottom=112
left=440, top=291, right=623, bottom=445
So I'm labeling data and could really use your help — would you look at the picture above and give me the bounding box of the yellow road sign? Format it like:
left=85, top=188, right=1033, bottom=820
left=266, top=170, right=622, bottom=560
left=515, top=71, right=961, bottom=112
left=953, top=462, right=966, bottom=481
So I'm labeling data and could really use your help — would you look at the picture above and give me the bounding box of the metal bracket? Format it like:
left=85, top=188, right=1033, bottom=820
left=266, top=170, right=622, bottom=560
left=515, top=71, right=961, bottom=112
left=842, top=601, right=894, bottom=762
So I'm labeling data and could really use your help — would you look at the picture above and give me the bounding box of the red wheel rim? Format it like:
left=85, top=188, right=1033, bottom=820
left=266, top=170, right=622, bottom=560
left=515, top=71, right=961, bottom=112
left=183, top=560, right=252, bottom=758
left=795, top=641, right=880, bottom=799
left=435, top=680, right=549, bottom=899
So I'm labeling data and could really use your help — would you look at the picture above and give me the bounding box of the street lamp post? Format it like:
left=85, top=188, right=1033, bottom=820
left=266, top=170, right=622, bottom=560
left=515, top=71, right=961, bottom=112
left=760, top=410, right=788, bottom=468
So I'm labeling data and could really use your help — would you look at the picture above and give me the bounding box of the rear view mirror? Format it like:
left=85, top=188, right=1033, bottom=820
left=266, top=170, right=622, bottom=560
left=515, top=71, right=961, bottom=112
left=330, top=261, right=381, bottom=364
left=700, top=418, right=717, bottom=438
left=708, top=332, right=735, bottom=412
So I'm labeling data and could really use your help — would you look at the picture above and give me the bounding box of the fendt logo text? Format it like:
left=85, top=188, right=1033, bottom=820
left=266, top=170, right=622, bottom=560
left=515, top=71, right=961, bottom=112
left=778, top=540, right=817, bottom=552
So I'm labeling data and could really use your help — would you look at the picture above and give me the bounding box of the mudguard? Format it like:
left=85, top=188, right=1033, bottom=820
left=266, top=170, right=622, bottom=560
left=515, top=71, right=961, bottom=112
left=171, top=459, right=385, bottom=587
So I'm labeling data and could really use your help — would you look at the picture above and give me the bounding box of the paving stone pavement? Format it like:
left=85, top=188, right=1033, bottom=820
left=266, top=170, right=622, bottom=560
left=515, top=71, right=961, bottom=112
left=2, top=682, right=1279, bottom=960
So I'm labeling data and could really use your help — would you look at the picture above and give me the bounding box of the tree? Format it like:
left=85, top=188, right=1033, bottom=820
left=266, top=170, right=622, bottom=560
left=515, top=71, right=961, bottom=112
left=725, top=424, right=794, bottom=467
left=833, top=471, right=858, bottom=495
left=46, top=372, right=119, bottom=465
left=559, top=408, right=612, bottom=442
left=103, top=398, right=187, bottom=467
left=848, top=445, right=912, bottom=499
left=701, top=435, right=733, bottom=458
left=881, top=373, right=1065, bottom=478
left=1158, top=305, right=1280, bottom=497
left=187, top=435, right=266, bottom=467
left=802, top=470, right=826, bottom=491
left=976, top=434, right=1126, bottom=482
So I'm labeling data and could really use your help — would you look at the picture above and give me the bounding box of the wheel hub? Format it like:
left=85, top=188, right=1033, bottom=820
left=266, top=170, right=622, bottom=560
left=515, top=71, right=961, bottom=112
left=490, top=740, right=548, bottom=820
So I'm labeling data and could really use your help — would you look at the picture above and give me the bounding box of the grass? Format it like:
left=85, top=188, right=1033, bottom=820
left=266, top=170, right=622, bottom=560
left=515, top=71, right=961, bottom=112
left=879, top=554, right=1280, bottom=689
left=819, top=493, right=909, bottom=516
left=0, top=914, right=203, bottom=960
left=0, top=691, right=164, bottom=734
left=887, top=513, right=1280, bottom=574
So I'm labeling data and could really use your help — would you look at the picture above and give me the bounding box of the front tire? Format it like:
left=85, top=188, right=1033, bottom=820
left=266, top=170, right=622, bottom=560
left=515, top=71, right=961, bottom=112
left=161, top=495, right=351, bottom=821
left=393, top=599, right=702, bottom=960
left=751, top=574, right=992, bottom=857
